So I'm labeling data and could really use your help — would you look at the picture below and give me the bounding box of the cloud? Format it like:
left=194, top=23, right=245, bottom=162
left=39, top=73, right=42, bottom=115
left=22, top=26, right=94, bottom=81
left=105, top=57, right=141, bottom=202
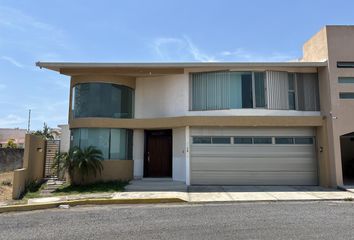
left=152, top=36, right=217, bottom=62
left=219, top=48, right=297, bottom=62
left=152, top=36, right=296, bottom=62
left=1, top=56, right=24, bottom=68
left=183, top=37, right=217, bottom=62
left=0, top=6, right=70, bottom=58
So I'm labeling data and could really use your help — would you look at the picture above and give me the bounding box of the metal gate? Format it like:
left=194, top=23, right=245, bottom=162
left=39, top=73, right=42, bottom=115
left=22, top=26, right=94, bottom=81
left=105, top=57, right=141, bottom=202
left=44, top=140, right=60, bottom=178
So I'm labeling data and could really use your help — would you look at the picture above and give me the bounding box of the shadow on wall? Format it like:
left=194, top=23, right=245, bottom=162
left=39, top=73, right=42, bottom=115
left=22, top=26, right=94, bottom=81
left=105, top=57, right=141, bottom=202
left=12, top=134, right=45, bottom=199
left=0, top=148, right=24, bottom=173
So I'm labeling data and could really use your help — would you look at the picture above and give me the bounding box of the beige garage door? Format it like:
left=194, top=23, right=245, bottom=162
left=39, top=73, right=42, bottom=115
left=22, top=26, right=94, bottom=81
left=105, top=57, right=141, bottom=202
left=190, top=127, right=318, bottom=185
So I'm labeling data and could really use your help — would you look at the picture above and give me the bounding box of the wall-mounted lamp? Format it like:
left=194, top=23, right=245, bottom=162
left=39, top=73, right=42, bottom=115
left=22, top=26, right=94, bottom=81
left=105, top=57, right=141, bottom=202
left=319, top=146, right=323, bottom=153
left=329, top=111, right=338, bottom=119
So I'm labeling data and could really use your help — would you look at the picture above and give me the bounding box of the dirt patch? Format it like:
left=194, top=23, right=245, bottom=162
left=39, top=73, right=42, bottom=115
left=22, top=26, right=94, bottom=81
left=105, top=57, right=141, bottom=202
left=0, top=171, right=13, bottom=202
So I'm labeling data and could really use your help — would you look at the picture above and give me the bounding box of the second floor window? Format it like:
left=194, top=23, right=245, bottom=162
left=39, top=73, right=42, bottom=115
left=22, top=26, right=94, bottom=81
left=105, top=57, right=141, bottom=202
left=190, top=71, right=319, bottom=111
left=190, top=71, right=266, bottom=111
left=72, top=82, right=134, bottom=119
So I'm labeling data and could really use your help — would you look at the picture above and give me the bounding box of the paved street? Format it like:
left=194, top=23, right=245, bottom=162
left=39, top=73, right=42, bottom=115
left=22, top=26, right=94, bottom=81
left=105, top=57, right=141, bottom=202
left=1, top=201, right=354, bottom=240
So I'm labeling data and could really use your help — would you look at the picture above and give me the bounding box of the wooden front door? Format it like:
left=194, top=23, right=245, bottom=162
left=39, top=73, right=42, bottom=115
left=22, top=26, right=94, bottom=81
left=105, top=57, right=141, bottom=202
left=144, top=130, right=172, bottom=178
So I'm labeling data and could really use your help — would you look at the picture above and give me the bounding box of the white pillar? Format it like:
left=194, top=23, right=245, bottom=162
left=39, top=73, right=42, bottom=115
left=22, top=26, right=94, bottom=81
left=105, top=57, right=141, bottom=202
left=185, top=126, right=190, bottom=185
left=133, top=129, right=144, bottom=179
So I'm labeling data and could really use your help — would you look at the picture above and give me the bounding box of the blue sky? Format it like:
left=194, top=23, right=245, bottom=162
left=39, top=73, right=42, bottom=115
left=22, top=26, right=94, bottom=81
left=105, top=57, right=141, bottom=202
left=1, top=0, right=354, bottom=130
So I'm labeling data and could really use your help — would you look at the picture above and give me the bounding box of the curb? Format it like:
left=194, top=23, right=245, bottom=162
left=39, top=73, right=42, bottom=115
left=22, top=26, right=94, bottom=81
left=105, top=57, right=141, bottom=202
left=0, top=198, right=187, bottom=214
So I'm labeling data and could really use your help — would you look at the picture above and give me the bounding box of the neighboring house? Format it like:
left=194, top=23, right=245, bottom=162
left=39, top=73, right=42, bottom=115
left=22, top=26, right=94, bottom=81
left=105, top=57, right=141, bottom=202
left=0, top=128, right=26, bottom=148
left=36, top=25, right=354, bottom=187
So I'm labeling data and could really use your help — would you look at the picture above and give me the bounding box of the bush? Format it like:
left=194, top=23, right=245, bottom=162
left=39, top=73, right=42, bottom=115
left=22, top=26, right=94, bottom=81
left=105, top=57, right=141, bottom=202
left=20, top=179, right=45, bottom=199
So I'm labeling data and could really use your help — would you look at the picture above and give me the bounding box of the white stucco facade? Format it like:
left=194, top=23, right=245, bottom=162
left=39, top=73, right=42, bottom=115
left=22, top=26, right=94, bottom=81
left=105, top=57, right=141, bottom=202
left=135, top=74, right=189, bottom=118
left=134, top=74, right=320, bottom=119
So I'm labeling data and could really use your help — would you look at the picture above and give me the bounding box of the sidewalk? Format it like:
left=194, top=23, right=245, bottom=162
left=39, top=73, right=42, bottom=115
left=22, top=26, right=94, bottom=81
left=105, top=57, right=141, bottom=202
left=25, top=185, right=354, bottom=205
left=2, top=181, right=354, bottom=213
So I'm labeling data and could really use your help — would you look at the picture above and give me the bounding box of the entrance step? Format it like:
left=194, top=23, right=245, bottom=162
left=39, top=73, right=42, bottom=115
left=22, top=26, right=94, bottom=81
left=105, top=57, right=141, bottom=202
left=39, top=179, right=66, bottom=196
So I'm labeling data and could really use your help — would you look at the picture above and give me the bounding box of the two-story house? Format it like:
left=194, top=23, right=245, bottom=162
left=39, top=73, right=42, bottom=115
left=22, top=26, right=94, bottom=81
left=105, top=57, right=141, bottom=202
left=37, top=25, right=354, bottom=187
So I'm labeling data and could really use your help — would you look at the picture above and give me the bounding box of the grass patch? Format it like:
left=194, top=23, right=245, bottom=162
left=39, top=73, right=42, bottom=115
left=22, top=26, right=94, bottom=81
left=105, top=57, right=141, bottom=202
left=0, top=171, right=14, bottom=202
left=22, top=180, right=46, bottom=200
left=52, top=181, right=128, bottom=196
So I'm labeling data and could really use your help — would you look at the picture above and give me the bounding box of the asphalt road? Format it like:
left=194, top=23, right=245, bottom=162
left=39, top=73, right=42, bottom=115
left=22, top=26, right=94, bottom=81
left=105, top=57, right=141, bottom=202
left=1, top=201, right=354, bottom=240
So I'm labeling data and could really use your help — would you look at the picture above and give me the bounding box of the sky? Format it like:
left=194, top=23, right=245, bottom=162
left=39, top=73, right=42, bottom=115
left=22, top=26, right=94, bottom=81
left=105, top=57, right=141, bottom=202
left=0, top=0, right=354, bottom=131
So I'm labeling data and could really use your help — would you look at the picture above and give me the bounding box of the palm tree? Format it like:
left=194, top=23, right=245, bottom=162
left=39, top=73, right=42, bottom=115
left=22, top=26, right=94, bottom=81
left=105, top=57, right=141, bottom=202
left=52, top=146, right=104, bottom=185
left=74, top=146, right=104, bottom=183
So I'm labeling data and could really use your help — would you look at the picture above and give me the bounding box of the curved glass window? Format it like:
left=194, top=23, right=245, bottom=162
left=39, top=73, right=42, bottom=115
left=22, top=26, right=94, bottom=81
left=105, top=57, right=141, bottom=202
left=72, top=83, right=134, bottom=118
left=70, top=128, right=133, bottom=160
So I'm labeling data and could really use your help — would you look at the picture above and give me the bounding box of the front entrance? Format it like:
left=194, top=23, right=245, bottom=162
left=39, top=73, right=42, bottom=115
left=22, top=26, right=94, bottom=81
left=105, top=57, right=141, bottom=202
left=340, top=133, right=354, bottom=185
left=144, top=129, right=172, bottom=178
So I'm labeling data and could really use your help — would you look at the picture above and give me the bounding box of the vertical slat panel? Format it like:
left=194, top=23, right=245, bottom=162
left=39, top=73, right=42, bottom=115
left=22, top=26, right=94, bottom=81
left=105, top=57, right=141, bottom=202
left=191, top=71, right=231, bottom=110
left=266, top=71, right=289, bottom=110
left=297, top=73, right=320, bottom=111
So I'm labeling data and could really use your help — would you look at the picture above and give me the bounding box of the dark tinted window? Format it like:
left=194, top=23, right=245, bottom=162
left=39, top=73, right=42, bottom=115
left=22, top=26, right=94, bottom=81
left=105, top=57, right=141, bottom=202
left=212, top=137, right=231, bottom=144
left=72, top=83, right=134, bottom=119
left=253, top=137, right=272, bottom=144
left=294, top=137, right=313, bottom=144
left=193, top=137, right=212, bottom=144
left=337, top=62, right=354, bottom=68
left=234, top=137, right=253, bottom=144
left=275, top=137, right=294, bottom=144
left=339, top=92, right=354, bottom=99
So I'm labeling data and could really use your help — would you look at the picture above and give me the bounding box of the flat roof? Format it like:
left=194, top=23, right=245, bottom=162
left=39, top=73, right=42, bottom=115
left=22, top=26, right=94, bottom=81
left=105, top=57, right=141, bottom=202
left=36, top=61, right=327, bottom=71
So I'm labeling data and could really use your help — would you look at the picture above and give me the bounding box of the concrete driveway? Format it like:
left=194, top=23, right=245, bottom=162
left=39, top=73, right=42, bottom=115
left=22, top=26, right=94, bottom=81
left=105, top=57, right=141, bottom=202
left=187, top=185, right=354, bottom=202
left=125, top=180, right=354, bottom=202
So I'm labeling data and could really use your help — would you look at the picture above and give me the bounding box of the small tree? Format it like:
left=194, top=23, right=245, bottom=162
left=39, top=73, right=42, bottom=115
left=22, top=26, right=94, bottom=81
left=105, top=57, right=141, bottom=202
left=52, top=146, right=104, bottom=185
left=33, top=122, right=54, bottom=140
left=6, top=139, right=17, bottom=148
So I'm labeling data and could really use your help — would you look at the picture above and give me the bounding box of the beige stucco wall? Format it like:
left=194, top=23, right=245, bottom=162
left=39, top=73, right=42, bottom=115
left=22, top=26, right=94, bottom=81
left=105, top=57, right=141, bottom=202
left=302, top=26, right=354, bottom=186
left=316, top=125, right=331, bottom=187
left=69, top=116, right=323, bottom=129
left=12, top=168, right=28, bottom=199
left=71, top=160, right=133, bottom=184
left=302, top=27, right=328, bottom=62
left=12, top=134, right=45, bottom=199
left=326, top=26, right=354, bottom=186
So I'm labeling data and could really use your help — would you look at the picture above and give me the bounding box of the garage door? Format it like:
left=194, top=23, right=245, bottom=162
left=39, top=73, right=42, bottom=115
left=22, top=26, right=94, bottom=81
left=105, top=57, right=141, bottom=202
left=190, top=127, right=318, bottom=185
